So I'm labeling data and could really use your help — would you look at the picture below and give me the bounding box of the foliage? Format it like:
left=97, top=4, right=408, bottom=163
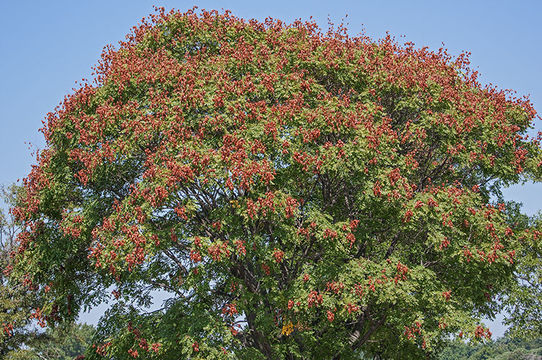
left=9, top=7, right=542, bottom=359
left=1, top=184, right=40, bottom=357
left=501, top=207, right=542, bottom=339
left=3, top=323, right=94, bottom=360
left=1, top=185, right=94, bottom=359
left=438, top=336, right=542, bottom=360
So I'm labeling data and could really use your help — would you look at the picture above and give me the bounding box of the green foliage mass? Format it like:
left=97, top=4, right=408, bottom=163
left=1, top=185, right=95, bottom=359
left=3, top=323, right=94, bottom=360
left=1, top=185, right=38, bottom=357
left=438, top=336, right=542, bottom=360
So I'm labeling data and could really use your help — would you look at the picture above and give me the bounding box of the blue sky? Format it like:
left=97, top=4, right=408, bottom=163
left=1, top=0, right=541, bottom=337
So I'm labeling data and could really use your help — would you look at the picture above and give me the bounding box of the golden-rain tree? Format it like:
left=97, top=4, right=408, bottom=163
left=7, top=7, right=542, bottom=359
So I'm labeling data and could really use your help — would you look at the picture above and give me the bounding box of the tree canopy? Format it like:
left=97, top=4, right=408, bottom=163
left=438, top=336, right=542, bottom=360
left=8, top=7, right=542, bottom=359
left=1, top=185, right=93, bottom=359
left=2, top=323, right=94, bottom=360
left=1, top=185, right=39, bottom=357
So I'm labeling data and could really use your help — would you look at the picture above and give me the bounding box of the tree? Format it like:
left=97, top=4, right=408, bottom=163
left=438, top=335, right=542, bottom=360
left=1, top=185, right=94, bottom=359
left=9, top=7, right=542, bottom=359
left=12, top=323, right=95, bottom=360
left=3, top=323, right=94, bottom=360
left=1, top=184, right=39, bottom=357
left=500, top=205, right=542, bottom=339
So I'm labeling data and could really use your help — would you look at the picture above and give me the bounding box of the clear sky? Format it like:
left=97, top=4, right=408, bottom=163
left=1, top=0, right=541, bottom=337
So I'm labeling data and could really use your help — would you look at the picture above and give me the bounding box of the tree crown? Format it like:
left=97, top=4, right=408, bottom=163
left=10, top=7, right=542, bottom=359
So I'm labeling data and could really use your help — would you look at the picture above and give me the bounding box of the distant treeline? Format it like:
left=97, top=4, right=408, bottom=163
left=438, top=336, right=542, bottom=360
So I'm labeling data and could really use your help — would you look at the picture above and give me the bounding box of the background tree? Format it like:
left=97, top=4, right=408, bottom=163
left=9, top=323, right=95, bottom=360
left=1, top=185, right=94, bottom=359
left=500, top=204, right=542, bottom=339
left=10, top=7, right=542, bottom=359
left=1, top=184, right=38, bottom=357
left=438, top=335, right=542, bottom=360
